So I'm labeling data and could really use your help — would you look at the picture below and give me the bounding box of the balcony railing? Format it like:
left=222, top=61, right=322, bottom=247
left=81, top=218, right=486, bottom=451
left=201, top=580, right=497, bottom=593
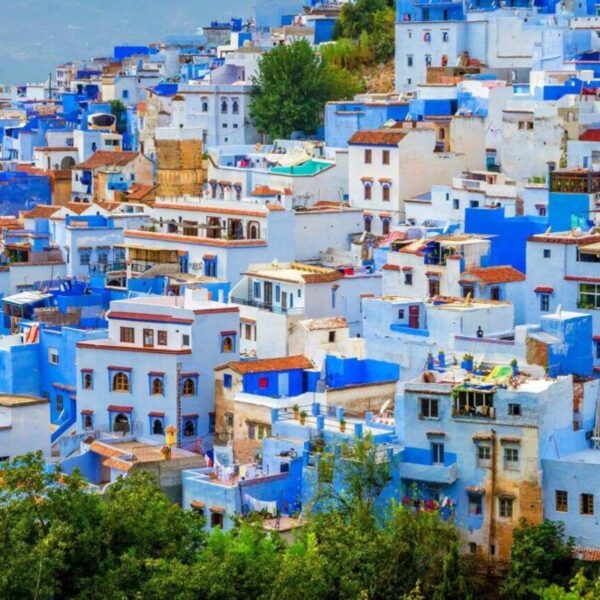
left=230, top=297, right=304, bottom=315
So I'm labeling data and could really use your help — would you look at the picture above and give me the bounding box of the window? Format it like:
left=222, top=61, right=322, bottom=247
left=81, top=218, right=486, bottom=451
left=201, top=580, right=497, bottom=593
left=382, top=186, right=390, bottom=202
left=490, top=286, right=501, bottom=301
left=540, top=293, right=550, bottom=312
left=183, top=419, right=196, bottom=437
left=253, top=281, right=261, bottom=298
left=442, top=31, right=449, bottom=42
left=428, top=278, right=440, bottom=298
left=404, top=272, right=413, bottom=285
left=328, top=331, right=336, bottom=343
left=157, top=330, right=167, bottom=346
left=382, top=219, right=390, bottom=235
left=425, top=54, right=432, bottom=67
left=151, top=378, right=164, bottom=396
left=596, top=341, right=600, bottom=361
left=477, top=444, right=491, bottom=467
left=499, top=497, right=514, bottom=519
left=182, top=378, right=196, bottom=396
left=82, top=413, right=93, bottom=431
left=364, top=216, right=372, bottom=232
left=331, top=286, right=338, bottom=309
left=82, top=372, right=93, bottom=390
left=258, top=377, right=268, bottom=390
left=543, top=249, right=551, bottom=258
left=364, top=149, right=372, bottom=164
left=468, top=494, right=482, bottom=515
left=221, top=335, right=234, bottom=353
left=364, top=184, right=372, bottom=201
left=556, top=490, right=568, bottom=512
left=504, top=447, right=519, bottom=470
left=56, top=394, right=64, bottom=413
left=221, top=100, right=228, bottom=114
left=148, top=416, right=163, bottom=436
left=528, top=122, right=534, bottom=130
left=112, top=372, right=130, bottom=392
left=209, top=412, right=216, bottom=433
left=431, top=442, right=444, bottom=465
left=182, top=334, right=190, bottom=347
left=48, top=347, right=59, bottom=365
left=143, top=329, right=154, bottom=348
left=120, top=327, right=135, bottom=344
left=580, top=493, right=594, bottom=515
left=382, top=150, right=390, bottom=165
left=225, top=412, right=234, bottom=427
left=97, top=251, right=108, bottom=264
left=469, top=200, right=479, bottom=208
left=407, top=55, right=413, bottom=67
left=248, top=422, right=256, bottom=439
left=469, top=542, right=477, bottom=555
left=223, top=374, right=232, bottom=389
left=453, top=198, right=460, bottom=210
left=420, top=397, right=439, bottom=419
left=210, top=512, right=224, bottom=528
left=578, top=283, right=600, bottom=309
left=508, top=403, right=521, bottom=417
left=201, top=98, right=208, bottom=112
left=113, top=413, right=130, bottom=433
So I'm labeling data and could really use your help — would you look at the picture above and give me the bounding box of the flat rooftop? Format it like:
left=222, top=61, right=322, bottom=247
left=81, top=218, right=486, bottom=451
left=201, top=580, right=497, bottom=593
left=0, top=394, right=48, bottom=408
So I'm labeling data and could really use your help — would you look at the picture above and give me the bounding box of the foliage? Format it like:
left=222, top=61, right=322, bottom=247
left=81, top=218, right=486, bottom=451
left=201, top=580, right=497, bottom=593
left=333, top=0, right=395, bottom=40
left=108, top=99, right=127, bottom=134
left=502, top=519, right=576, bottom=599
left=250, top=40, right=361, bottom=139
left=541, top=571, right=600, bottom=599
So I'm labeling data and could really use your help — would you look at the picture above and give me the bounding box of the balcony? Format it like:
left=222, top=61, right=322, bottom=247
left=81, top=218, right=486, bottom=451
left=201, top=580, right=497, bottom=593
left=230, top=297, right=303, bottom=315
left=399, top=461, right=458, bottom=485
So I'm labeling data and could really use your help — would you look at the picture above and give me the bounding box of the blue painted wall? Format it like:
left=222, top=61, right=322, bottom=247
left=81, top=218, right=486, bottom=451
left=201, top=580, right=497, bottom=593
left=465, top=207, right=547, bottom=272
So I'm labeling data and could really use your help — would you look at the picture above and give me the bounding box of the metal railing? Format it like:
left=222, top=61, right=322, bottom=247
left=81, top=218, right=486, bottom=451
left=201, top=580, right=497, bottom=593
left=230, top=297, right=304, bottom=315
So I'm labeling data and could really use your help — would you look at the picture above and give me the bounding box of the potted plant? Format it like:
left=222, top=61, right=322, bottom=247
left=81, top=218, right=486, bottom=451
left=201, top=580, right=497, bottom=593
left=339, top=418, right=346, bottom=433
left=461, top=353, right=474, bottom=372
left=299, top=410, right=307, bottom=425
left=438, top=350, right=446, bottom=368
left=293, top=403, right=299, bottom=420
left=510, top=358, right=519, bottom=377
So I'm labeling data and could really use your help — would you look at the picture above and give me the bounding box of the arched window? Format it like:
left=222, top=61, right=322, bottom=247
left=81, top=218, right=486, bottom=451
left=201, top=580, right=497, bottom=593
left=232, top=99, right=239, bottom=114
left=83, top=373, right=93, bottom=390
left=182, top=378, right=196, bottom=396
left=151, top=378, right=164, bottom=395
left=153, top=419, right=164, bottom=435
left=222, top=336, right=233, bottom=352
left=183, top=419, right=196, bottom=437
left=247, top=221, right=259, bottom=239
left=201, top=97, right=208, bottom=112
left=382, top=219, right=390, bottom=235
left=113, top=413, right=130, bottom=433
left=112, top=372, right=130, bottom=392
left=83, top=414, right=93, bottom=430
left=60, top=156, right=75, bottom=169
left=221, top=100, right=228, bottom=114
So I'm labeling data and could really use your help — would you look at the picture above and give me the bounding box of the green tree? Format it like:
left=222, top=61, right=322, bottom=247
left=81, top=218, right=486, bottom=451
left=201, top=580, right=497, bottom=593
left=109, top=99, right=127, bottom=134
left=334, top=0, right=395, bottom=40
left=541, top=571, right=600, bottom=599
left=250, top=40, right=358, bottom=139
left=502, top=520, right=576, bottom=599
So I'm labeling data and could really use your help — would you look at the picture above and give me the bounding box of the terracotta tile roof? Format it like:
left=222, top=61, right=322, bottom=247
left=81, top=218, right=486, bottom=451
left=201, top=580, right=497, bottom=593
left=125, top=183, right=155, bottom=201
left=65, top=202, right=91, bottom=215
left=348, top=129, right=406, bottom=146
left=382, top=264, right=401, bottom=271
left=578, top=129, right=600, bottom=142
left=75, top=150, right=138, bottom=170
left=302, top=270, right=343, bottom=283
left=102, top=457, right=133, bottom=472
left=528, top=233, right=600, bottom=246
left=574, top=547, right=600, bottom=561
left=251, top=185, right=282, bottom=197
left=534, top=286, right=554, bottom=293
left=21, top=205, right=61, bottom=219
left=462, top=266, right=526, bottom=285
left=96, top=201, right=122, bottom=211
left=107, top=311, right=194, bottom=325
left=33, top=146, right=76, bottom=152
left=219, top=355, right=314, bottom=374
left=89, top=441, right=124, bottom=458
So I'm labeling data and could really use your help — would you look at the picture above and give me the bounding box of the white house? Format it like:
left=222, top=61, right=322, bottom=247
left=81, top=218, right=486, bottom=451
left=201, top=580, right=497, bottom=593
left=76, top=288, right=240, bottom=442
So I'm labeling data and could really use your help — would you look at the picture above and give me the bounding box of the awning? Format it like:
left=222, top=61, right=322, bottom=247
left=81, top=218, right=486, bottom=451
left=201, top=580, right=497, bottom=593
left=534, top=286, right=554, bottom=293
left=580, top=242, right=600, bottom=255
left=107, top=405, right=133, bottom=413
left=210, top=506, right=225, bottom=513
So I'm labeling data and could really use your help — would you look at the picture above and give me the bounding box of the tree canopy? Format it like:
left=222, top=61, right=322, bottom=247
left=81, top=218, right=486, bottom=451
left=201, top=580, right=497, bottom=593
left=250, top=39, right=362, bottom=139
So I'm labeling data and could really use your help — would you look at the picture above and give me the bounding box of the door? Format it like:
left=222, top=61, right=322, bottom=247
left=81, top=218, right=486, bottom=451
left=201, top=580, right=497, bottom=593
left=281, top=291, right=288, bottom=310
left=408, top=305, right=420, bottom=329
left=278, top=373, right=289, bottom=397
left=264, top=282, right=273, bottom=306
